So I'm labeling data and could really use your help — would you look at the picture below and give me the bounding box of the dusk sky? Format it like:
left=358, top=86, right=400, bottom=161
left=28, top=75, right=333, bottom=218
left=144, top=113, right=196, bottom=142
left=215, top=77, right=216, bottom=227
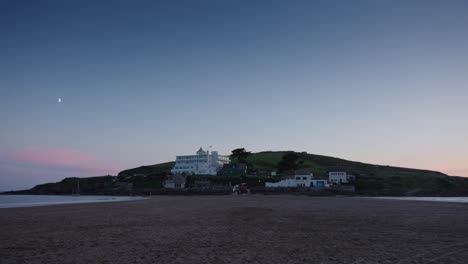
left=1, top=0, right=468, bottom=190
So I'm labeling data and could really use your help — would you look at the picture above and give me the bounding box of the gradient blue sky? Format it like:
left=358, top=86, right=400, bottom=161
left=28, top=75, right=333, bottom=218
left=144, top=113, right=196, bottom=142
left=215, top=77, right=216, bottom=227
left=1, top=0, right=468, bottom=190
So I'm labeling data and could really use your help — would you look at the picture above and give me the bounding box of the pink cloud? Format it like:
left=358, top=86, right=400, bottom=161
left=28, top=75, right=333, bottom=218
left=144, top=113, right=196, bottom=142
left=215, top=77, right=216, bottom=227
left=8, top=148, right=120, bottom=176
left=11, top=148, right=94, bottom=167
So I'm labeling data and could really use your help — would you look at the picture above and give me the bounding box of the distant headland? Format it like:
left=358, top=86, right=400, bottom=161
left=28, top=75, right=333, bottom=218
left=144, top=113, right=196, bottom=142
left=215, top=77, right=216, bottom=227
left=3, top=149, right=468, bottom=196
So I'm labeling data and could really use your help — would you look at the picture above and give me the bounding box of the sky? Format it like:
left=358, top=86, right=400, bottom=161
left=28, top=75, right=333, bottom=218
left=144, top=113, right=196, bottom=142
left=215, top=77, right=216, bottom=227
left=1, top=0, right=468, bottom=190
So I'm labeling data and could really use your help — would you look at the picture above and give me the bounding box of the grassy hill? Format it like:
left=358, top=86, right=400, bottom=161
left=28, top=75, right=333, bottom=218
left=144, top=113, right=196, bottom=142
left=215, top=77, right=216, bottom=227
left=243, top=151, right=468, bottom=195
left=116, top=151, right=468, bottom=196
left=118, top=162, right=175, bottom=177
left=6, top=151, right=468, bottom=196
left=116, top=162, right=176, bottom=189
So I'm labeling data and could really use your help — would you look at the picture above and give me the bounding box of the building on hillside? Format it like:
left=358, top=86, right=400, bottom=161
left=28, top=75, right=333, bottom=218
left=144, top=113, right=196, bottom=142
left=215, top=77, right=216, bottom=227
left=293, top=169, right=314, bottom=187
left=328, top=168, right=349, bottom=184
left=163, top=175, right=186, bottom=189
left=265, top=170, right=328, bottom=188
left=171, top=147, right=230, bottom=175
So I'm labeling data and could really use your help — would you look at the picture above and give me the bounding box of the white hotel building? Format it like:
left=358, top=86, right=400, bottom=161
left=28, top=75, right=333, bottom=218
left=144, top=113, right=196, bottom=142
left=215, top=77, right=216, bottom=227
left=171, top=148, right=230, bottom=175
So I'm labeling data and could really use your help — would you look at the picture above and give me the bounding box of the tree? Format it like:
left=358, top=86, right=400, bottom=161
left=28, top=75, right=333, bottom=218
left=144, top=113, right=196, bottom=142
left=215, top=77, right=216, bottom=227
left=230, top=148, right=251, bottom=163
left=277, top=152, right=300, bottom=173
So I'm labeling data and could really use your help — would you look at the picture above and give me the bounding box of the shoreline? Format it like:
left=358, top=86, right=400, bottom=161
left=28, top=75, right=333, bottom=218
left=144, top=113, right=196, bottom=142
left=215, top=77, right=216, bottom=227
left=2, top=193, right=468, bottom=209
left=0, top=194, right=145, bottom=209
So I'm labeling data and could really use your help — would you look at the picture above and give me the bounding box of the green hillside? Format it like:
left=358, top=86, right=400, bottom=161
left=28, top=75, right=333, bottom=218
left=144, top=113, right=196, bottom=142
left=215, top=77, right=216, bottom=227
left=118, top=162, right=175, bottom=177
left=116, top=162, right=176, bottom=189
left=7, top=151, right=468, bottom=196
left=114, top=151, right=468, bottom=196
left=244, top=151, right=468, bottom=195
left=244, top=151, right=445, bottom=179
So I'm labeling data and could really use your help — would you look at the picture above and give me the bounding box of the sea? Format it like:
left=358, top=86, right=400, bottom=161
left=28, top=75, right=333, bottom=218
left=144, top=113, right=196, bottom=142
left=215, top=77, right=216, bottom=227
left=0, top=195, right=145, bottom=208
left=370, top=197, right=468, bottom=203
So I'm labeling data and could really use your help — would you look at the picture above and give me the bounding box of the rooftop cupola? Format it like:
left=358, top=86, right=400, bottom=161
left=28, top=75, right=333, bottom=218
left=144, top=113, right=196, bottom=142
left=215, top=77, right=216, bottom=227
left=196, top=147, right=207, bottom=155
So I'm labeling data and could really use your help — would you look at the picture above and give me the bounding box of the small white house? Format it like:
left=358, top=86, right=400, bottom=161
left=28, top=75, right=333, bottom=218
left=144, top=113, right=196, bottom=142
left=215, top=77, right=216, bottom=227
left=266, top=178, right=306, bottom=188
left=265, top=170, right=328, bottom=188
left=265, top=178, right=328, bottom=188
left=328, top=171, right=348, bottom=184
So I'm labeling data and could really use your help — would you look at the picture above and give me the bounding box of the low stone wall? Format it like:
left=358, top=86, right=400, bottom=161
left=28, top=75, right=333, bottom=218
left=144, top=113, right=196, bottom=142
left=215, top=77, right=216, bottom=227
left=250, top=187, right=352, bottom=196
left=134, top=187, right=233, bottom=196
left=131, top=186, right=356, bottom=196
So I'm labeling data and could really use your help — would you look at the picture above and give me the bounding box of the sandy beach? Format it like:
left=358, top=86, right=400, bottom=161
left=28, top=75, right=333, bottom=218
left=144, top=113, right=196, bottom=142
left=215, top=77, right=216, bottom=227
left=1, top=195, right=468, bottom=264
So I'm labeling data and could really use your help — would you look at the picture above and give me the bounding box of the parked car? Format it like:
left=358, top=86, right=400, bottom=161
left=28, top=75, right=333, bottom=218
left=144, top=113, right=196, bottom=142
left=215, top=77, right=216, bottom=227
left=233, top=183, right=250, bottom=194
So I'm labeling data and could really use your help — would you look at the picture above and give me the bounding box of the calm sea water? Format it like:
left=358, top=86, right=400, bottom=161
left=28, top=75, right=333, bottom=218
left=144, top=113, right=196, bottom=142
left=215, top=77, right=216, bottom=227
left=0, top=195, right=145, bottom=208
left=370, top=197, right=468, bottom=203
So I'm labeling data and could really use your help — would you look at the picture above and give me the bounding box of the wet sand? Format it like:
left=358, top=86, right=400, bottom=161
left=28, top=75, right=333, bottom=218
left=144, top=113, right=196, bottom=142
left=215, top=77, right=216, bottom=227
left=1, top=195, right=467, bottom=264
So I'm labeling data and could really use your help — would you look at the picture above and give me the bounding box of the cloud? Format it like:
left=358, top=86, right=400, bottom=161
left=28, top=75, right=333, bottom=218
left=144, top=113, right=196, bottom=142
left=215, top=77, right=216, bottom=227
left=0, top=148, right=122, bottom=190
left=6, top=148, right=120, bottom=176
left=10, top=148, right=94, bottom=167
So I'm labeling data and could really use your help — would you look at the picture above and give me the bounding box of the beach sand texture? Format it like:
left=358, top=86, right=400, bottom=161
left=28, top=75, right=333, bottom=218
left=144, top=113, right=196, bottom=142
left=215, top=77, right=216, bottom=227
left=1, top=195, right=468, bottom=264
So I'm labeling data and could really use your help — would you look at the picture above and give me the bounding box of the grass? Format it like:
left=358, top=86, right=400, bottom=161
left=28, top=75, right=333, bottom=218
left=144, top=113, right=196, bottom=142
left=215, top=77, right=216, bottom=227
left=235, top=151, right=467, bottom=195
left=245, top=151, right=285, bottom=171
left=118, top=162, right=175, bottom=177
left=18, top=151, right=468, bottom=196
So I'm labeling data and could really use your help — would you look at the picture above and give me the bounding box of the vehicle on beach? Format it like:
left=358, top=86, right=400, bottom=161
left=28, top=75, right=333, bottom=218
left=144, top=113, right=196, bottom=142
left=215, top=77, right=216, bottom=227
left=233, top=183, right=250, bottom=195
